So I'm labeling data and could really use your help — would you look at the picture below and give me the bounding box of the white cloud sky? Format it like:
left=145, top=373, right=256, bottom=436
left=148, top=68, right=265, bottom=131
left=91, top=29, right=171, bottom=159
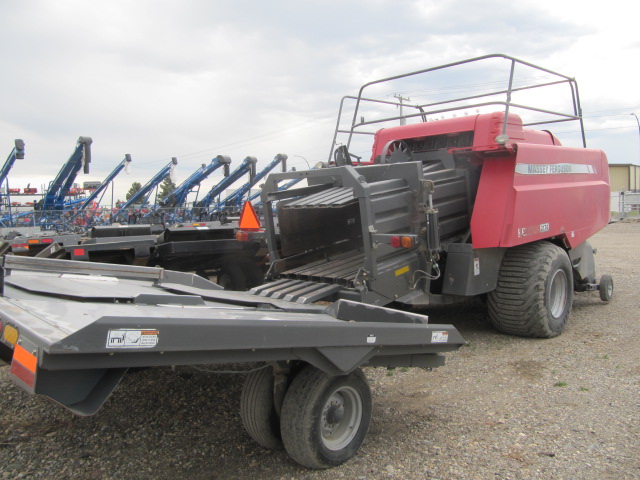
left=1, top=0, right=638, bottom=203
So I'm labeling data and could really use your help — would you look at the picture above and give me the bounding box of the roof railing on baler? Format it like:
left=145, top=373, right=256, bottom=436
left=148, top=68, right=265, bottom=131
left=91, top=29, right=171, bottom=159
left=328, top=53, right=585, bottom=162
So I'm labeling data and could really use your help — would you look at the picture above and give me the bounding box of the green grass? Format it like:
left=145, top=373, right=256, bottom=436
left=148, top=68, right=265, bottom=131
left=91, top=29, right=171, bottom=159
left=554, top=381, right=568, bottom=387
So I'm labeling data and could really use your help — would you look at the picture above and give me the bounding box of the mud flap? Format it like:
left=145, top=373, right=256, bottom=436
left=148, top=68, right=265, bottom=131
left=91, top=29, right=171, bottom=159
left=34, top=367, right=128, bottom=416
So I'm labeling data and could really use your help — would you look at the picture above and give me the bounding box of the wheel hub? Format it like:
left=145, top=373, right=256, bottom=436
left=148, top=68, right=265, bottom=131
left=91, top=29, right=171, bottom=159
left=326, top=403, right=345, bottom=425
left=549, top=269, right=568, bottom=318
left=320, top=387, right=363, bottom=451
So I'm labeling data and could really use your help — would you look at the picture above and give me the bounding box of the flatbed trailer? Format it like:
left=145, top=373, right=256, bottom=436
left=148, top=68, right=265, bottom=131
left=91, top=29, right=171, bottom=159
left=0, top=255, right=462, bottom=468
left=10, top=223, right=267, bottom=290
left=154, top=222, right=265, bottom=289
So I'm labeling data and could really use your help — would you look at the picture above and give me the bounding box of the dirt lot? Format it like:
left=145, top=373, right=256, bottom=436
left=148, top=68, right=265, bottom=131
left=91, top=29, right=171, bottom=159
left=0, top=221, right=638, bottom=479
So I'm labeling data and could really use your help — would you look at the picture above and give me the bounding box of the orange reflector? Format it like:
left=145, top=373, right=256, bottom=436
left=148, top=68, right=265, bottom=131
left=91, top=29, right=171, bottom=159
left=13, top=344, right=37, bottom=373
left=27, top=239, right=40, bottom=245
left=10, top=345, right=36, bottom=388
left=236, top=231, right=250, bottom=242
left=239, top=202, right=261, bottom=230
left=401, top=236, right=414, bottom=248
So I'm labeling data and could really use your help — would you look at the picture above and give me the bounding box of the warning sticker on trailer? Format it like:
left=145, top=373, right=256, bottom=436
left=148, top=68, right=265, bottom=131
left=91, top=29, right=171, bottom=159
left=431, top=331, right=449, bottom=343
left=106, top=329, right=159, bottom=348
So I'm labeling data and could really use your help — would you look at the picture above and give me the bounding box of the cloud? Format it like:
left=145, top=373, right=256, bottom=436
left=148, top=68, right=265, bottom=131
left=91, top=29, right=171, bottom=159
left=1, top=0, right=639, bottom=205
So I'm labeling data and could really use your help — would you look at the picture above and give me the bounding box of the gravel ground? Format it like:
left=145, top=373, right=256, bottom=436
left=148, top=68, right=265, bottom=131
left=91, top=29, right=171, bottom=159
left=0, top=221, right=638, bottom=479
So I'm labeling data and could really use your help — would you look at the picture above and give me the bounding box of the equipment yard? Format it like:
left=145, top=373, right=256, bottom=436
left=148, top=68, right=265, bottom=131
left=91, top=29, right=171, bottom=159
left=0, top=220, right=636, bottom=479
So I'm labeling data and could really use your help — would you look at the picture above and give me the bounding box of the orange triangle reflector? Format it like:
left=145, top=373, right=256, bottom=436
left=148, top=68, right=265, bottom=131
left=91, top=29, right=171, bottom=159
left=239, top=202, right=261, bottom=230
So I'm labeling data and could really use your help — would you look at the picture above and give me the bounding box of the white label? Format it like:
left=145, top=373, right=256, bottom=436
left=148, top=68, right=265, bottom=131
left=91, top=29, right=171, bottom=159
left=473, top=258, right=480, bottom=276
left=107, top=329, right=159, bottom=348
left=431, top=331, right=449, bottom=343
left=367, top=334, right=377, bottom=344
left=515, top=163, right=595, bottom=175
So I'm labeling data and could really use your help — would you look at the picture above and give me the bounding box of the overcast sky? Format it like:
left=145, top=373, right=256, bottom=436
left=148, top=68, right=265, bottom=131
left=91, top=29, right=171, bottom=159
left=1, top=0, right=638, bottom=203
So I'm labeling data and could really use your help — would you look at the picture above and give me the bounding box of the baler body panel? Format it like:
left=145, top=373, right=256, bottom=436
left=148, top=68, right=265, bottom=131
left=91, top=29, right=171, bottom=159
left=471, top=143, right=610, bottom=249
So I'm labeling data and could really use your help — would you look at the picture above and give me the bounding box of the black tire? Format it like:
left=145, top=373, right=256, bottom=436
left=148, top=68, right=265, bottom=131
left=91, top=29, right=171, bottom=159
left=240, top=367, right=283, bottom=450
left=238, top=260, right=265, bottom=289
left=488, top=241, right=573, bottom=338
left=280, top=366, right=372, bottom=469
left=217, top=264, right=247, bottom=290
left=599, top=274, right=614, bottom=302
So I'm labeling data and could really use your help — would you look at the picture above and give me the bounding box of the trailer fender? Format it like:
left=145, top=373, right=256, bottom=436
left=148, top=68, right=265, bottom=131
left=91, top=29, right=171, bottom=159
left=29, top=367, right=127, bottom=416
left=291, top=346, right=377, bottom=376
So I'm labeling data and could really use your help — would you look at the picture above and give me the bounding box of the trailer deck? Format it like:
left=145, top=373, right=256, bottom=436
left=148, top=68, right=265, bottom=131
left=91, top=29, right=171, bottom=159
left=0, top=256, right=463, bottom=419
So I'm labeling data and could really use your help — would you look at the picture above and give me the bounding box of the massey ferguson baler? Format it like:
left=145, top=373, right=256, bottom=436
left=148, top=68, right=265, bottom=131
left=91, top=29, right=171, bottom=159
left=253, top=54, right=613, bottom=339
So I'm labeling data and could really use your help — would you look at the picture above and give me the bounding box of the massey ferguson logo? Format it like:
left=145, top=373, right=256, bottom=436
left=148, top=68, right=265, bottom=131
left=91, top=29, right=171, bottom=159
left=526, top=164, right=571, bottom=174
left=515, top=163, right=595, bottom=175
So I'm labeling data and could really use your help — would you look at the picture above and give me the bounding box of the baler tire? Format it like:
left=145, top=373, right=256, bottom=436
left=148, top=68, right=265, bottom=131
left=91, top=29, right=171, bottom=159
left=217, top=264, right=247, bottom=291
left=599, top=274, right=614, bottom=302
left=240, top=367, right=284, bottom=450
left=280, top=366, right=371, bottom=469
left=488, top=241, right=573, bottom=338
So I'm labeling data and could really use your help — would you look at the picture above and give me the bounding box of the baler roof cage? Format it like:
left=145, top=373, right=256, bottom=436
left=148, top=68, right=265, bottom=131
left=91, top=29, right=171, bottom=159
left=329, top=53, right=586, bottom=162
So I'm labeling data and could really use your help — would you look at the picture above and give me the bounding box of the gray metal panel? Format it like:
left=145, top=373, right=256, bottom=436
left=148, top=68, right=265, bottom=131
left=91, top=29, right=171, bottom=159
left=441, top=245, right=505, bottom=295
left=281, top=251, right=360, bottom=277
left=4, top=255, right=163, bottom=281
left=6, top=275, right=139, bottom=301
left=279, top=251, right=365, bottom=286
left=284, top=187, right=354, bottom=208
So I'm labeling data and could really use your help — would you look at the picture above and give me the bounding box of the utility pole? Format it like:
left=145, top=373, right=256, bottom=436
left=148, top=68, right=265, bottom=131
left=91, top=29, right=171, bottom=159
left=631, top=113, right=639, bottom=191
left=394, top=93, right=410, bottom=126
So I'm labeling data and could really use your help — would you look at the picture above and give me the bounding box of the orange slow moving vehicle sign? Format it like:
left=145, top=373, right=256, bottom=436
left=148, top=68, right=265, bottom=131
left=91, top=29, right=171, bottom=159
left=239, top=202, right=261, bottom=231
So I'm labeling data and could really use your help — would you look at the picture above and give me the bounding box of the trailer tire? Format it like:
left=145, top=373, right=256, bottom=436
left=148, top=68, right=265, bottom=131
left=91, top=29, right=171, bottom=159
left=217, top=264, right=247, bottom=290
left=488, top=241, right=573, bottom=338
left=599, top=274, right=613, bottom=302
left=280, top=366, right=371, bottom=469
left=240, top=367, right=283, bottom=450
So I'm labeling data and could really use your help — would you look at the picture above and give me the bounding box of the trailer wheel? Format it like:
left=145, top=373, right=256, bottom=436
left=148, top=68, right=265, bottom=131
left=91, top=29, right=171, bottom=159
left=240, top=367, right=283, bottom=450
left=488, top=241, right=573, bottom=338
left=217, top=264, right=247, bottom=290
left=599, top=274, right=614, bottom=302
left=280, top=366, right=371, bottom=469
